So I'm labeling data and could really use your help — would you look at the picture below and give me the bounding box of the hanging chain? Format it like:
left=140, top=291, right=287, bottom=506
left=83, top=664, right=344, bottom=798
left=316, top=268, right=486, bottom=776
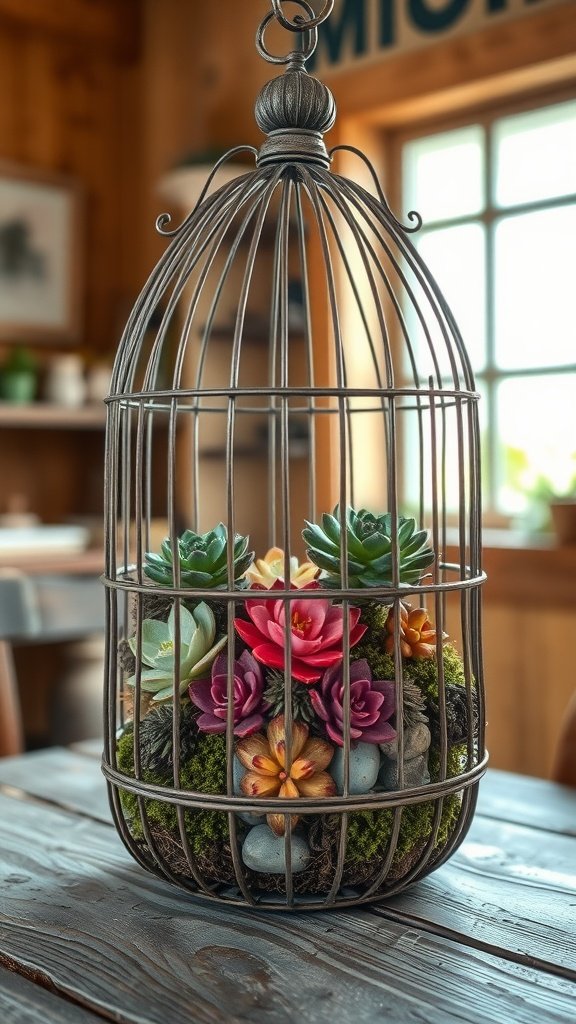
left=270, top=0, right=334, bottom=31
left=257, top=0, right=333, bottom=66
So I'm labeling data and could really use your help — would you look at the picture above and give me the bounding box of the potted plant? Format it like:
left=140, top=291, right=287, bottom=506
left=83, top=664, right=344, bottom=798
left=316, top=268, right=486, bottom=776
left=0, top=347, right=38, bottom=404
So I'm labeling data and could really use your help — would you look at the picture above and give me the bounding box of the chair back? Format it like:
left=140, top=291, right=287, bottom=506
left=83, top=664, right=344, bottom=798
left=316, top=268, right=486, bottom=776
left=0, top=570, right=40, bottom=757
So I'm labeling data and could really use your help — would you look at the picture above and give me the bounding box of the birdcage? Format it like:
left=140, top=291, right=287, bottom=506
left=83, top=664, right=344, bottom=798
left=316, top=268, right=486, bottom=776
left=102, top=0, right=487, bottom=910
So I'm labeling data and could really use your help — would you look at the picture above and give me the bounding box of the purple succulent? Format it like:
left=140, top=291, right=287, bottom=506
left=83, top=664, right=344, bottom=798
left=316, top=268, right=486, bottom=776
left=310, top=659, right=396, bottom=746
left=189, top=651, right=269, bottom=737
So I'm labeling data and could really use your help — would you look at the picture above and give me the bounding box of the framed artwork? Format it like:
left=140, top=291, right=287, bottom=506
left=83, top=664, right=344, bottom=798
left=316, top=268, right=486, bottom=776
left=0, top=163, right=82, bottom=343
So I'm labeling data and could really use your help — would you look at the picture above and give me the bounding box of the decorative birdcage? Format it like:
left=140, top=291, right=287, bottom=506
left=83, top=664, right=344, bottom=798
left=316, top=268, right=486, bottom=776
left=102, top=0, right=487, bottom=910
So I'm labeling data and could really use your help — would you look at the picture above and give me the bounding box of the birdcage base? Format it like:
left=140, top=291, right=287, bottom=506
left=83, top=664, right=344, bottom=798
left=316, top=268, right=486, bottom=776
left=111, top=787, right=471, bottom=909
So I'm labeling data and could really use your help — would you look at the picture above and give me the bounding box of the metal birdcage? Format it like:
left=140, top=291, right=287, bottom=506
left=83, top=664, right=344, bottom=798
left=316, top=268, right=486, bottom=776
left=102, top=0, right=487, bottom=911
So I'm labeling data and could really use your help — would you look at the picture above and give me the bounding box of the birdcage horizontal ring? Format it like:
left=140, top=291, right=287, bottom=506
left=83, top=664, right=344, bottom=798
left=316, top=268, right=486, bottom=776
left=103, top=754, right=488, bottom=813
left=271, top=0, right=334, bottom=31
left=256, top=5, right=318, bottom=64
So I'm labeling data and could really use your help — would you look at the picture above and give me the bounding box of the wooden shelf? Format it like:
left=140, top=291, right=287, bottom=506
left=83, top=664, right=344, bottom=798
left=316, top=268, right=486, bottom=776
left=0, top=402, right=106, bottom=429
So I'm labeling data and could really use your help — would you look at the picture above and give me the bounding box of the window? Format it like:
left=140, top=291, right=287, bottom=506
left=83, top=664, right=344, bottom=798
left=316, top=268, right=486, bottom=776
left=398, top=96, right=576, bottom=529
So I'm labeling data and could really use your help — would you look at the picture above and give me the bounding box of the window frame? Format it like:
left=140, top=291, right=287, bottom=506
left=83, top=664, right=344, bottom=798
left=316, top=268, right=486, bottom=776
left=387, top=84, right=576, bottom=528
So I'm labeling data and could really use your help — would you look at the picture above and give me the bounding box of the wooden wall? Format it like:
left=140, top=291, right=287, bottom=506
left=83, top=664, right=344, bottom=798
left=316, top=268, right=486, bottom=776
left=0, top=0, right=143, bottom=525
left=0, top=0, right=143, bottom=354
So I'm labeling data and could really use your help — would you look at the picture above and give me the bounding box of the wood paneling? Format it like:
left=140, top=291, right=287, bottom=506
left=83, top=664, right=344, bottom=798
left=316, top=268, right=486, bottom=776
left=0, top=1, right=142, bottom=353
left=0, top=0, right=140, bottom=57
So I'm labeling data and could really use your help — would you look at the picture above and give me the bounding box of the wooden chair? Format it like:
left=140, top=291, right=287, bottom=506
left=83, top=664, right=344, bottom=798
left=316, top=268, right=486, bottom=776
left=552, top=692, right=576, bottom=788
left=0, top=571, right=40, bottom=757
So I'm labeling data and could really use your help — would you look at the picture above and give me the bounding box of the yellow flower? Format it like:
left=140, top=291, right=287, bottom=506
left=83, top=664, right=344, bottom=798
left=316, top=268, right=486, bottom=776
left=245, top=547, right=319, bottom=588
left=384, top=602, right=448, bottom=659
left=236, top=714, right=336, bottom=835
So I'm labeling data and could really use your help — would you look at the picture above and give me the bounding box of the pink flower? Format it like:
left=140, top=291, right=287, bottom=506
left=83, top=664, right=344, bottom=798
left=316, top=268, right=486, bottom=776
left=234, top=581, right=367, bottom=684
left=311, top=659, right=396, bottom=746
left=189, top=651, right=268, bottom=737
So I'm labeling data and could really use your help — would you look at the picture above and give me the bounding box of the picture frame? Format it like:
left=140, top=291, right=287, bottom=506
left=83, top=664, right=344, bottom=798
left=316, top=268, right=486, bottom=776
left=0, top=162, right=82, bottom=344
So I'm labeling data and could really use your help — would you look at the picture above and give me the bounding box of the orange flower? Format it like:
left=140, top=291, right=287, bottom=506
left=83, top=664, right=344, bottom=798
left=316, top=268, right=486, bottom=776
left=236, top=714, right=336, bottom=835
left=384, top=602, right=447, bottom=659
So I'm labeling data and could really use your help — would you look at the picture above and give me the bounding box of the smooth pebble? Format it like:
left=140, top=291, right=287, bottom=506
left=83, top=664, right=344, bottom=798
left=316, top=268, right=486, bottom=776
left=331, top=742, right=380, bottom=794
left=379, top=722, right=431, bottom=760
left=242, top=824, right=311, bottom=874
left=378, top=752, right=431, bottom=790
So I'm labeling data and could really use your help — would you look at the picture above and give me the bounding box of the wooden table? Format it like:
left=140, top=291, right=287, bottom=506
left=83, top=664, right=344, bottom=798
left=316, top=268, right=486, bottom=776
left=0, top=745, right=574, bottom=1024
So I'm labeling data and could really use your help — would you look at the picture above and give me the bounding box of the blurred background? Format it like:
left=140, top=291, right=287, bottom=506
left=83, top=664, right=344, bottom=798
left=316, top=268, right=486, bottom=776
left=0, top=0, right=574, bottom=777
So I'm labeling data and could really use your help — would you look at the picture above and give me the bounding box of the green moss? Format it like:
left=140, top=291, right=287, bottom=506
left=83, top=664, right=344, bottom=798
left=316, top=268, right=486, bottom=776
left=429, top=742, right=467, bottom=783
left=345, top=793, right=461, bottom=866
left=116, top=730, right=229, bottom=858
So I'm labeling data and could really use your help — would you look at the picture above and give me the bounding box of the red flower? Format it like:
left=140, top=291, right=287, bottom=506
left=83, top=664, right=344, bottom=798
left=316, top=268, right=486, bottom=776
left=234, top=581, right=366, bottom=684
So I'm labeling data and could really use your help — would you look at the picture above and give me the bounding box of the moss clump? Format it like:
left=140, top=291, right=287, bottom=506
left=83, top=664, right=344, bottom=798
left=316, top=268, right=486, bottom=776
left=116, top=729, right=230, bottom=858
left=429, top=742, right=467, bottom=783
left=345, top=793, right=461, bottom=867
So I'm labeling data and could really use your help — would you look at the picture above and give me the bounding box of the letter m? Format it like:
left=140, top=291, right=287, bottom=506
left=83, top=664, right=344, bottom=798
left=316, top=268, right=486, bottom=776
left=308, top=0, right=367, bottom=70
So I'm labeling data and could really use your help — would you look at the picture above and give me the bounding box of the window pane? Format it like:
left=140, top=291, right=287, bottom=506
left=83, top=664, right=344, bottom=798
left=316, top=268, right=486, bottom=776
left=494, top=205, right=576, bottom=370
left=415, top=223, right=486, bottom=374
left=403, top=126, right=484, bottom=224
left=496, top=374, right=576, bottom=518
left=494, top=100, right=576, bottom=208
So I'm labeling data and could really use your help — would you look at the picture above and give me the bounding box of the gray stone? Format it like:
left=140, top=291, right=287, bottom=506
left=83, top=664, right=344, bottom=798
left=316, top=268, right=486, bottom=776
left=233, top=755, right=264, bottom=825
left=331, top=742, right=381, bottom=795
left=379, top=723, right=431, bottom=761
left=241, top=824, right=311, bottom=875
left=378, top=752, right=431, bottom=791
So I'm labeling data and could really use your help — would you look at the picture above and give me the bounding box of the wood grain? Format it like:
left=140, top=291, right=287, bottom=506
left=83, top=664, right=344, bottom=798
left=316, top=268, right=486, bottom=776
left=0, top=792, right=575, bottom=1024
left=0, top=747, right=109, bottom=824
left=375, top=813, right=576, bottom=978
left=0, top=751, right=575, bottom=981
left=0, top=966, right=104, bottom=1024
left=0, top=0, right=139, bottom=57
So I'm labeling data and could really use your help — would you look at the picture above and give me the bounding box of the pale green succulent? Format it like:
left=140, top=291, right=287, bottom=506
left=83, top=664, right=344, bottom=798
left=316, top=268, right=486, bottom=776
left=127, top=603, right=226, bottom=703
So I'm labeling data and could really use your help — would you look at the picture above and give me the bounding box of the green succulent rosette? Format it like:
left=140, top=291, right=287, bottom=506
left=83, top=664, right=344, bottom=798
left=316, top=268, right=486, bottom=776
left=144, top=524, right=254, bottom=589
left=303, top=506, right=435, bottom=589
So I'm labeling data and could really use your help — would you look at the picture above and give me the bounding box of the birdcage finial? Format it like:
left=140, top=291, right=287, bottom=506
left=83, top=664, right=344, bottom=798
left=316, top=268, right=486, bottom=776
left=255, top=1, right=336, bottom=167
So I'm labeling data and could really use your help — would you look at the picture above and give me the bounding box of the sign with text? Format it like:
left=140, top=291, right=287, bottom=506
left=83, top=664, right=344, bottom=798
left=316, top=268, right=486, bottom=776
left=308, top=0, right=572, bottom=71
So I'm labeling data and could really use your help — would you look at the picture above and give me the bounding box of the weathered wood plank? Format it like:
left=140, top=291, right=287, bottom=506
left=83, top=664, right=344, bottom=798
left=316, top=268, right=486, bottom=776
left=0, top=751, right=575, bottom=978
left=375, top=812, right=576, bottom=976
left=0, top=966, right=105, bottom=1024
left=0, top=793, right=575, bottom=1024
left=478, top=769, right=576, bottom=837
left=0, top=748, right=110, bottom=824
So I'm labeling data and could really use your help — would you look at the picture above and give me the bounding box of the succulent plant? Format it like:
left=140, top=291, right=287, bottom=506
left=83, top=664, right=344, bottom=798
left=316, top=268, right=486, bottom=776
left=135, top=702, right=199, bottom=775
left=384, top=602, right=447, bottom=659
left=144, top=524, right=254, bottom=589
left=189, top=651, right=269, bottom=737
left=236, top=715, right=336, bottom=835
left=302, top=507, right=435, bottom=589
left=263, top=669, right=316, bottom=725
left=311, top=659, right=396, bottom=746
left=127, top=602, right=227, bottom=702
left=245, top=546, right=318, bottom=588
left=234, top=579, right=366, bottom=684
